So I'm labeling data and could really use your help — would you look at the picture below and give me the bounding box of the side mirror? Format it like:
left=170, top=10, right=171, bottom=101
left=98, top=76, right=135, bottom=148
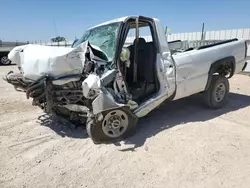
left=168, top=40, right=182, bottom=50
left=162, top=52, right=170, bottom=59
left=120, top=47, right=130, bottom=62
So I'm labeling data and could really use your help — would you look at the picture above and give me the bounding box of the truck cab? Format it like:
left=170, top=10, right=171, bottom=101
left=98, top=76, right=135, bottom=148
left=82, top=16, right=177, bottom=117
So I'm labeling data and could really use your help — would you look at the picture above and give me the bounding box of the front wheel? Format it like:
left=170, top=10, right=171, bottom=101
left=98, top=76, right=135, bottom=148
left=86, top=106, right=138, bottom=144
left=203, top=75, right=229, bottom=109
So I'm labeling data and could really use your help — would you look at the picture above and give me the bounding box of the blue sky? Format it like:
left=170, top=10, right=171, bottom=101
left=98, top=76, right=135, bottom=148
left=1, top=0, right=250, bottom=42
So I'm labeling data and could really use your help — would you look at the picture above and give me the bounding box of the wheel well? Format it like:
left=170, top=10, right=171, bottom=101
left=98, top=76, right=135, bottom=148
left=205, top=56, right=235, bottom=90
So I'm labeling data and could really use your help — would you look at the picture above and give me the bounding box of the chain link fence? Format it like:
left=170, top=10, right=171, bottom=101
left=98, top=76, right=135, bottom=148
left=2, top=28, right=250, bottom=49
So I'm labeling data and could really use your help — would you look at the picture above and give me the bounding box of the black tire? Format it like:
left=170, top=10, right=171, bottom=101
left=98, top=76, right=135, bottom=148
left=0, top=56, right=11, bottom=65
left=86, top=106, right=138, bottom=144
left=203, top=75, right=229, bottom=109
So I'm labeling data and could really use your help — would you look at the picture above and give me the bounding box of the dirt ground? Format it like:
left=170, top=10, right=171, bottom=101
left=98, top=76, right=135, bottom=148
left=1, top=65, right=250, bottom=188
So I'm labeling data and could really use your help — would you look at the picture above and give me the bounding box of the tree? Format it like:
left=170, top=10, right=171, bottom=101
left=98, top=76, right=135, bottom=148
left=51, top=36, right=66, bottom=43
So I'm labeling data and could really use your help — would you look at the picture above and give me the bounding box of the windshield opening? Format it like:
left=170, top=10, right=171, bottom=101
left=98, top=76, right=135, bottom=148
left=72, top=22, right=122, bottom=61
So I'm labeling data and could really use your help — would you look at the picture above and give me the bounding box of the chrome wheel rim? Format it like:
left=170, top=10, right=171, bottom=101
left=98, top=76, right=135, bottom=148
left=214, top=83, right=226, bottom=102
left=102, top=110, right=129, bottom=138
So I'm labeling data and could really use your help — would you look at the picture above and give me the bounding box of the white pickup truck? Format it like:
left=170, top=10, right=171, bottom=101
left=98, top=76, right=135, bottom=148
left=4, top=15, right=250, bottom=144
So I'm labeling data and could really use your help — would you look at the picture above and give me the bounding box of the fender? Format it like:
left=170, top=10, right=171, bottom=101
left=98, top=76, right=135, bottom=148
left=205, top=56, right=236, bottom=90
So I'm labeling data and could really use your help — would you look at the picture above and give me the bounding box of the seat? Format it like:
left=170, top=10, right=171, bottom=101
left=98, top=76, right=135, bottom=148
left=127, top=37, right=147, bottom=84
left=144, top=42, right=155, bottom=83
left=126, top=38, right=157, bottom=103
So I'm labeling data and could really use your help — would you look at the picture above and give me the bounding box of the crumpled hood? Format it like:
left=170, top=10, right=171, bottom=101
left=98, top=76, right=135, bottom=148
left=8, top=41, right=108, bottom=81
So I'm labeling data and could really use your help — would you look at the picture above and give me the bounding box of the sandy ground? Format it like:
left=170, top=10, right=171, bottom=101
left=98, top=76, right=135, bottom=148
left=0, top=65, right=250, bottom=188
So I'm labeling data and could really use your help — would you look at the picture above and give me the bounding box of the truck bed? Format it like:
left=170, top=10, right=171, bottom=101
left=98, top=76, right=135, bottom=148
left=172, top=37, right=247, bottom=100
left=172, top=38, right=239, bottom=53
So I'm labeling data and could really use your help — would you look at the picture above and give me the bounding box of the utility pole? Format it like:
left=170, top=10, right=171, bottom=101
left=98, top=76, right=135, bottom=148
left=201, top=23, right=205, bottom=40
left=165, top=26, right=168, bottom=35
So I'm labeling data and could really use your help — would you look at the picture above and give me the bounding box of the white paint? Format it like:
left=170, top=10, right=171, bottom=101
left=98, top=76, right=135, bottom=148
left=134, top=18, right=248, bottom=117
left=8, top=41, right=90, bottom=81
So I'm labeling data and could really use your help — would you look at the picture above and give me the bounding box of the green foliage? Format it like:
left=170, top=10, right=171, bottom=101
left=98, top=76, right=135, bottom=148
left=51, top=36, right=66, bottom=42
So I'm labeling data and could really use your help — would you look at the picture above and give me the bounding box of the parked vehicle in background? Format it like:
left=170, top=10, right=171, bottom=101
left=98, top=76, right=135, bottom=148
left=3, top=15, right=250, bottom=144
left=0, top=54, right=11, bottom=65
left=0, top=40, right=27, bottom=65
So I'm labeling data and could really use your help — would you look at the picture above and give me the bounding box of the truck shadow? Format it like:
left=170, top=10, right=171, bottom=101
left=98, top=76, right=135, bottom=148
left=36, top=92, right=250, bottom=146
left=118, top=92, right=250, bottom=151
left=0, top=62, right=16, bottom=66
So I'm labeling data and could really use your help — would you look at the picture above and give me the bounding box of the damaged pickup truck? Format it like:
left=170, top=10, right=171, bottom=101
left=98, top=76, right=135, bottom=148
left=3, top=16, right=250, bottom=144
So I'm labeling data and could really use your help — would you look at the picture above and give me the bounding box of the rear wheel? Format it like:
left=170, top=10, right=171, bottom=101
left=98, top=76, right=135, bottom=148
left=1, top=56, right=11, bottom=65
left=87, top=106, right=138, bottom=144
left=203, top=75, right=229, bottom=109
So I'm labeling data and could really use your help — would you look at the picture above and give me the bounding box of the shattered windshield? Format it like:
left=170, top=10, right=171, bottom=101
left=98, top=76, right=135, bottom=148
left=73, top=22, right=122, bottom=61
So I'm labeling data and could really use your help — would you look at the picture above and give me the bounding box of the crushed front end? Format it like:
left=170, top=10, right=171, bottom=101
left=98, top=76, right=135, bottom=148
left=3, top=42, right=138, bottom=144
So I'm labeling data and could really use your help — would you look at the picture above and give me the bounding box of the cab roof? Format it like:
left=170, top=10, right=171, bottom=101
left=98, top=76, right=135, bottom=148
left=87, top=16, right=159, bottom=30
